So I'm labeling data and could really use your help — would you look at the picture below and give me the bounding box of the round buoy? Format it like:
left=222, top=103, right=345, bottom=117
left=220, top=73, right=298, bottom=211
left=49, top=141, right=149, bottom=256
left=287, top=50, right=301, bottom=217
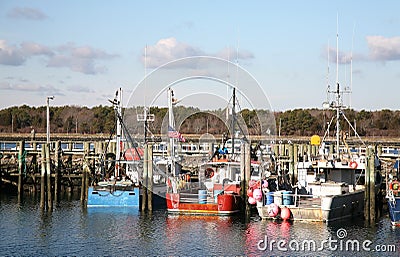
left=253, top=188, right=263, bottom=201
left=267, top=203, right=280, bottom=217
left=280, top=207, right=292, bottom=221
left=249, top=180, right=257, bottom=189
left=247, top=188, right=253, bottom=197
left=248, top=196, right=256, bottom=205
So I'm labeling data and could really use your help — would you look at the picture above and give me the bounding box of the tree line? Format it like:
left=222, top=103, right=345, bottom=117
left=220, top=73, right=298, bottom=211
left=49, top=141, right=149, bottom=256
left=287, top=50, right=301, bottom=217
left=0, top=105, right=399, bottom=137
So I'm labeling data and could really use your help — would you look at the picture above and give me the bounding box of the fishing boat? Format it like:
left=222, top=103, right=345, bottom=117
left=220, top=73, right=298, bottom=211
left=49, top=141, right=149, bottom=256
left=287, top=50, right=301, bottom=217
left=166, top=159, right=244, bottom=215
left=386, top=162, right=400, bottom=226
left=165, top=87, right=253, bottom=215
left=87, top=89, right=141, bottom=209
left=253, top=33, right=382, bottom=222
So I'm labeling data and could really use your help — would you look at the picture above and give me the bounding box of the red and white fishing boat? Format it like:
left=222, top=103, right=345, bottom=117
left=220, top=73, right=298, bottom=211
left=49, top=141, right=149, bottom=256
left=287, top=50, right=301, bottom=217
left=166, top=159, right=244, bottom=215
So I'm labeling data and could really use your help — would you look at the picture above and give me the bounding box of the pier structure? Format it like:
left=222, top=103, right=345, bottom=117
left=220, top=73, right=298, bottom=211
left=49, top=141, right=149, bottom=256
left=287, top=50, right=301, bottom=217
left=1, top=135, right=397, bottom=218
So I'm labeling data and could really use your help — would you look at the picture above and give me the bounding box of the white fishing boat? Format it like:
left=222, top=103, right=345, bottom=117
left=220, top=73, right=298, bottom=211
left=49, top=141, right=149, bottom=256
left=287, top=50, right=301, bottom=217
left=253, top=32, right=382, bottom=222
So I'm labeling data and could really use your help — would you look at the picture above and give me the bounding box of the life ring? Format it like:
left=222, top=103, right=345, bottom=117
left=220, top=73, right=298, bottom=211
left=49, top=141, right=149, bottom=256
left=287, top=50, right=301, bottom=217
left=185, top=174, right=191, bottom=182
left=389, top=181, right=399, bottom=196
left=205, top=168, right=214, bottom=179
left=349, top=161, right=358, bottom=169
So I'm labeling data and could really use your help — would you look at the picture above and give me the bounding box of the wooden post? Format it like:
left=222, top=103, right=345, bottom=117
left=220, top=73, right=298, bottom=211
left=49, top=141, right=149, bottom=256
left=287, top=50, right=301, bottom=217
left=369, top=146, right=376, bottom=224
left=40, top=145, right=46, bottom=209
left=81, top=142, right=89, bottom=203
left=244, top=143, right=251, bottom=218
left=142, top=144, right=149, bottom=211
left=377, top=145, right=382, bottom=158
left=240, top=143, right=246, bottom=212
left=364, top=147, right=371, bottom=223
left=147, top=144, right=153, bottom=212
left=46, top=143, right=53, bottom=211
left=85, top=142, right=90, bottom=202
left=0, top=152, right=2, bottom=191
left=17, top=140, right=25, bottom=201
left=293, top=144, right=298, bottom=183
left=54, top=141, right=61, bottom=202
left=273, top=144, right=279, bottom=158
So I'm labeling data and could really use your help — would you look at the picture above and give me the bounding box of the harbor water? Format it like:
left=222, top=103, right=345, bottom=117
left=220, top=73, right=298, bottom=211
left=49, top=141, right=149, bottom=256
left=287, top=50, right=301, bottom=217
left=0, top=193, right=399, bottom=256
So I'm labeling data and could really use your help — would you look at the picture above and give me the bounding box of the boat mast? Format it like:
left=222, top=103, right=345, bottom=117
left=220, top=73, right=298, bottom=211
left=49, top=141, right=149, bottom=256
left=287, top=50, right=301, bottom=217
left=335, top=18, right=341, bottom=157
left=115, top=87, right=123, bottom=177
left=231, top=87, right=236, bottom=156
left=168, top=88, right=176, bottom=175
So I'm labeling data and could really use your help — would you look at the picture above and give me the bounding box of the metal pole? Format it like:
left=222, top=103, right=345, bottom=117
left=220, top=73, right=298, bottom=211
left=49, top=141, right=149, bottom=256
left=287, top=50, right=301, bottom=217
left=46, top=96, right=54, bottom=144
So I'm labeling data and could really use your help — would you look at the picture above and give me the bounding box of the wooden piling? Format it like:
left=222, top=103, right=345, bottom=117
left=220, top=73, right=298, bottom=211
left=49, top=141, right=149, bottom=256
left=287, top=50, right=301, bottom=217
left=364, top=147, right=371, bottom=222
left=368, top=146, right=376, bottom=224
left=242, top=143, right=251, bottom=218
left=40, top=145, right=46, bottom=209
left=81, top=142, right=89, bottom=203
left=240, top=143, right=246, bottom=212
left=17, top=140, right=25, bottom=200
left=147, top=144, right=153, bottom=212
left=142, top=144, right=149, bottom=211
left=84, top=142, right=90, bottom=202
left=46, top=143, right=53, bottom=211
left=364, top=146, right=376, bottom=225
left=54, top=141, right=61, bottom=202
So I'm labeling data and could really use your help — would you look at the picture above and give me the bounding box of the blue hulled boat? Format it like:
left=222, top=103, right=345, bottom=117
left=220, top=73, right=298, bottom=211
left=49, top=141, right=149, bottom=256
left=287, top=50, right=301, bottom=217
left=387, top=161, right=400, bottom=226
left=87, top=88, right=141, bottom=209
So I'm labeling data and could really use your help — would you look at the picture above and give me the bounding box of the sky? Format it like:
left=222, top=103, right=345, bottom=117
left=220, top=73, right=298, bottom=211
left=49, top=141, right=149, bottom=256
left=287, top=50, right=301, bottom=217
left=0, top=0, right=399, bottom=111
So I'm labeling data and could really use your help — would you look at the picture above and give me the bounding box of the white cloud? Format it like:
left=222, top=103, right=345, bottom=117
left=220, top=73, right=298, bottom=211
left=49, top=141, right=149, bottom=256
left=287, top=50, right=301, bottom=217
left=144, top=37, right=204, bottom=68
left=143, top=37, right=254, bottom=68
left=0, top=81, right=62, bottom=95
left=7, top=7, right=48, bottom=20
left=0, top=40, right=117, bottom=74
left=0, top=40, right=26, bottom=65
left=366, top=36, right=400, bottom=61
left=47, top=43, right=117, bottom=74
left=21, top=42, right=53, bottom=56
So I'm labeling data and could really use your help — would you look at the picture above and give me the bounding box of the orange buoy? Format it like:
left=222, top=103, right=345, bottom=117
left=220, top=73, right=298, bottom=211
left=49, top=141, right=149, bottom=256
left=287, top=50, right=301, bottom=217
left=267, top=203, right=280, bottom=217
left=247, top=188, right=253, bottom=197
left=280, top=207, right=292, bottom=221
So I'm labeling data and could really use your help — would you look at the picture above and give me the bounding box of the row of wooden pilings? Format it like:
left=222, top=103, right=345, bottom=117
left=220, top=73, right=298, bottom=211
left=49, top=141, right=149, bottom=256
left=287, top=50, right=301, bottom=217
left=9, top=140, right=93, bottom=211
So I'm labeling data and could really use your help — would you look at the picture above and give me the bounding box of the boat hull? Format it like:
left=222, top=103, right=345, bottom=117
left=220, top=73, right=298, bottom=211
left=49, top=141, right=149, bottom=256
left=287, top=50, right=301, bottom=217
left=257, top=190, right=364, bottom=223
left=87, top=186, right=140, bottom=208
left=387, top=197, right=400, bottom=226
left=166, top=193, right=242, bottom=215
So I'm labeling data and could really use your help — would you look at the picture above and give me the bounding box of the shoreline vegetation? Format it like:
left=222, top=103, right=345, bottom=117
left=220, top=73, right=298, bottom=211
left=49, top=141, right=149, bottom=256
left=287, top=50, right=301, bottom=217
left=1, top=105, right=400, bottom=138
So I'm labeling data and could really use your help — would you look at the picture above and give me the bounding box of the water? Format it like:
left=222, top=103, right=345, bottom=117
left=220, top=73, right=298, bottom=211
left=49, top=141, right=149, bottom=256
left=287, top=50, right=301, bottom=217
left=0, top=194, right=399, bottom=256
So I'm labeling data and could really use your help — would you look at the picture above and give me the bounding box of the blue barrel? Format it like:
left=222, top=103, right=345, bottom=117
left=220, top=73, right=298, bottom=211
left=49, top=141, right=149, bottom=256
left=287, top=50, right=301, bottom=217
left=282, top=191, right=294, bottom=205
left=265, top=192, right=274, bottom=205
left=198, top=190, right=207, bottom=204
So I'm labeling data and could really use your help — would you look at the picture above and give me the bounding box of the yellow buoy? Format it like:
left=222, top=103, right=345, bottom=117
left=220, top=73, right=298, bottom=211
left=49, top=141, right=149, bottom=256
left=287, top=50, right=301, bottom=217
left=310, top=135, right=321, bottom=146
